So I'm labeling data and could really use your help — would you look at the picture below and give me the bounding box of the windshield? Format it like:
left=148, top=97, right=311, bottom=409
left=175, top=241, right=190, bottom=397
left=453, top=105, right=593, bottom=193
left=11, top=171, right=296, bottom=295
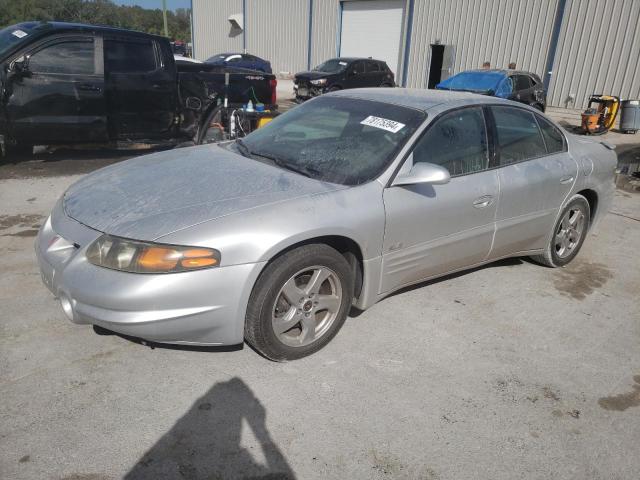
left=0, top=22, right=45, bottom=59
left=233, top=96, right=426, bottom=186
left=436, top=71, right=505, bottom=94
left=313, top=59, right=348, bottom=73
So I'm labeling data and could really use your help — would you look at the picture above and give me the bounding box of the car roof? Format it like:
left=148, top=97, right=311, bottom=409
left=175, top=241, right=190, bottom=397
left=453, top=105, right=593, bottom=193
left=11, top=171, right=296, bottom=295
left=8, top=21, right=164, bottom=40
left=331, top=57, right=386, bottom=64
left=329, top=88, right=520, bottom=113
left=465, top=68, right=539, bottom=76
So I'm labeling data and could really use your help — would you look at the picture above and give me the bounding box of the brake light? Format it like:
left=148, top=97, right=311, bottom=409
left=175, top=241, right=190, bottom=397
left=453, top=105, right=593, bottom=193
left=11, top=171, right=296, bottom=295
left=269, top=78, right=277, bottom=105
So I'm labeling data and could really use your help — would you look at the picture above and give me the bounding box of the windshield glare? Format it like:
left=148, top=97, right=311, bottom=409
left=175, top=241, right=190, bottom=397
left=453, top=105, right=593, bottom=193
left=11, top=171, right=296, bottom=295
left=0, top=22, right=43, bottom=58
left=235, top=96, right=426, bottom=186
left=436, top=71, right=504, bottom=93
left=313, top=59, right=347, bottom=73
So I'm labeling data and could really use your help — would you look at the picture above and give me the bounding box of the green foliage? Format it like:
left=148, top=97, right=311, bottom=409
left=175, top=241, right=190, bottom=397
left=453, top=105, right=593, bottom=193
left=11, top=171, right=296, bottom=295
left=0, top=0, right=192, bottom=42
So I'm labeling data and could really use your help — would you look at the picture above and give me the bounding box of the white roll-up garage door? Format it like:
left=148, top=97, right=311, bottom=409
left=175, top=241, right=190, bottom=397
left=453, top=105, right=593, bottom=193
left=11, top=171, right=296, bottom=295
left=340, top=0, right=405, bottom=76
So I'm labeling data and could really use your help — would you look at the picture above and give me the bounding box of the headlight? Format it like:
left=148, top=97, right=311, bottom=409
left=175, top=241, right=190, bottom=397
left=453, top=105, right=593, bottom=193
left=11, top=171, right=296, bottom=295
left=86, top=235, right=220, bottom=273
left=310, top=78, right=327, bottom=86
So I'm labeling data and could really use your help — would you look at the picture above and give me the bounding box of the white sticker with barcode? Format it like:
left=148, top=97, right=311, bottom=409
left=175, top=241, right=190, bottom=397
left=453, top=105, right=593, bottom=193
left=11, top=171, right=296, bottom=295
left=360, top=115, right=405, bottom=133
left=12, top=30, right=28, bottom=38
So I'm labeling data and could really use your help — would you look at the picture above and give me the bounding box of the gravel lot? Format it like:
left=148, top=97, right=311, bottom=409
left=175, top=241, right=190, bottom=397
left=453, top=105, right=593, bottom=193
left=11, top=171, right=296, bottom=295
left=1, top=125, right=639, bottom=479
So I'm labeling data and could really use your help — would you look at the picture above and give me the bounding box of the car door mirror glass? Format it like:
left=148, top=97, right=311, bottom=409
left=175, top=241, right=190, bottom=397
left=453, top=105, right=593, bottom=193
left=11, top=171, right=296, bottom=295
left=11, top=55, right=29, bottom=74
left=392, top=161, right=451, bottom=187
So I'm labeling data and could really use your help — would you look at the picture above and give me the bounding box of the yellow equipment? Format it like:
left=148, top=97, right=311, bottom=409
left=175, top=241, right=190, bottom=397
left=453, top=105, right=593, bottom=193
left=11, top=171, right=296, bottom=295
left=581, top=95, right=620, bottom=135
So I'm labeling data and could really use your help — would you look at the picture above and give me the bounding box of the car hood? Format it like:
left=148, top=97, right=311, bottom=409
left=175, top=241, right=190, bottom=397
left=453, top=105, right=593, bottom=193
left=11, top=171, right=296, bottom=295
left=296, top=71, right=335, bottom=81
left=63, top=144, right=344, bottom=241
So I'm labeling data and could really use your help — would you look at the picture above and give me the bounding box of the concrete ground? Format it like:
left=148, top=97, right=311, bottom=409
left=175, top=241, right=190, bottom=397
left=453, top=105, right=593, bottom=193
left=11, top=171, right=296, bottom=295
left=1, top=93, right=640, bottom=479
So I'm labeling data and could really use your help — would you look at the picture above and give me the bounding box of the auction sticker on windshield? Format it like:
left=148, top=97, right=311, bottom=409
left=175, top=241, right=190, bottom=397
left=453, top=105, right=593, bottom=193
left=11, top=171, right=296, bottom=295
left=12, top=30, right=28, bottom=38
left=360, top=116, right=405, bottom=133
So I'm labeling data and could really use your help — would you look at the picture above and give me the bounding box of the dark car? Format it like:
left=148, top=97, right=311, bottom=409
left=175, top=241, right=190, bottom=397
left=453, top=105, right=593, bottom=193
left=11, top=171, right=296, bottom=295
left=294, top=57, right=395, bottom=101
left=0, top=22, right=277, bottom=156
left=171, top=40, right=187, bottom=56
left=436, top=69, right=547, bottom=111
left=205, top=52, right=272, bottom=73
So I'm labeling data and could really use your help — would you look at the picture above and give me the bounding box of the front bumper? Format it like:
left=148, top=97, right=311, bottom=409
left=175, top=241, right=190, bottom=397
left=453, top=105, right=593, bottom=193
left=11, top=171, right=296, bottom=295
left=293, top=82, right=324, bottom=100
left=35, top=200, right=265, bottom=346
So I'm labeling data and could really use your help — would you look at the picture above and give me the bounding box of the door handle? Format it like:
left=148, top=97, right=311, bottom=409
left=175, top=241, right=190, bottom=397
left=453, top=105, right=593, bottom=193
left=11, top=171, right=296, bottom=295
left=560, top=176, right=574, bottom=185
left=78, top=84, right=101, bottom=92
left=473, top=195, right=494, bottom=208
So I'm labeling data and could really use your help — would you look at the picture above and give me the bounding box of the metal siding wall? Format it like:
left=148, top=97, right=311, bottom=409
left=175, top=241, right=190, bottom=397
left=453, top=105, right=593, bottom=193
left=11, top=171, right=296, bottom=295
left=245, top=0, right=309, bottom=74
left=405, top=0, right=558, bottom=89
left=310, top=0, right=340, bottom=67
left=549, top=0, right=640, bottom=109
left=192, top=0, right=243, bottom=61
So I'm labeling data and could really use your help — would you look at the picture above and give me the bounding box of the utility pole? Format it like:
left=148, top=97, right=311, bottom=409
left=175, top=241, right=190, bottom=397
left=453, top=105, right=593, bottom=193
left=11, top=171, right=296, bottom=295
left=162, top=0, right=169, bottom=38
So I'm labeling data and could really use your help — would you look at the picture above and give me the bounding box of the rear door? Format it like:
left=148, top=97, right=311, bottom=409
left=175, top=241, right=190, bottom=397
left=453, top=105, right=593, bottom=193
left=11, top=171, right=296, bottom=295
left=5, top=35, right=107, bottom=144
left=488, top=105, right=577, bottom=258
left=104, top=35, right=176, bottom=139
left=365, top=61, right=384, bottom=86
left=346, top=61, right=367, bottom=88
left=381, top=106, right=498, bottom=293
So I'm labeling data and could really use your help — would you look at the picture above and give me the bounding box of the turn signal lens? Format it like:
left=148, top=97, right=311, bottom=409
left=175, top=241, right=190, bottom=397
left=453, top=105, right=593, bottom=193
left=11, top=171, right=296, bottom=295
left=86, top=235, right=220, bottom=273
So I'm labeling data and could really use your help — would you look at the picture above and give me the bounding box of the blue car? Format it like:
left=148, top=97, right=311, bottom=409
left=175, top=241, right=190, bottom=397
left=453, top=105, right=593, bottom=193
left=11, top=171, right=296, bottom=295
left=205, top=52, right=272, bottom=73
left=436, top=69, right=546, bottom=111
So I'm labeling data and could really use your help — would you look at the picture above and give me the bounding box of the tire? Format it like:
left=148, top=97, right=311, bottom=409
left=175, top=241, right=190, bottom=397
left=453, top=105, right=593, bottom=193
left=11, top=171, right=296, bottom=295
left=531, top=103, right=545, bottom=112
left=196, top=106, right=224, bottom=145
left=3, top=143, right=32, bottom=160
left=380, top=83, right=393, bottom=87
left=245, top=244, right=354, bottom=361
left=531, top=194, right=590, bottom=268
left=327, top=86, right=341, bottom=92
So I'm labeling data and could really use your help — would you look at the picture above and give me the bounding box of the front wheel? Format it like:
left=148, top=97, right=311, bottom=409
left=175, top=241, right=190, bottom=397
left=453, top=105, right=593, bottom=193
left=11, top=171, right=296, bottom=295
left=244, top=244, right=354, bottom=361
left=531, top=195, right=590, bottom=267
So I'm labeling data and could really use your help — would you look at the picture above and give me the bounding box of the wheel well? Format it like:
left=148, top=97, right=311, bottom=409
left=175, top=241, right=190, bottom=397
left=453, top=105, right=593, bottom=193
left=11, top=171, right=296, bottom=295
left=268, top=236, right=364, bottom=299
left=577, top=189, right=598, bottom=225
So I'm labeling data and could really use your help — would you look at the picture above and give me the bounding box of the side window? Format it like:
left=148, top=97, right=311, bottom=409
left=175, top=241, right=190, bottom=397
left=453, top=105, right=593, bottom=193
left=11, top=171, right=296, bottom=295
left=366, top=61, right=380, bottom=73
left=105, top=38, right=157, bottom=73
left=413, top=107, right=489, bottom=176
left=535, top=115, right=566, bottom=154
left=529, top=75, right=539, bottom=86
left=29, top=40, right=94, bottom=75
left=514, top=75, right=532, bottom=91
left=353, top=61, right=365, bottom=74
left=492, top=106, right=547, bottom=165
left=495, top=77, right=513, bottom=97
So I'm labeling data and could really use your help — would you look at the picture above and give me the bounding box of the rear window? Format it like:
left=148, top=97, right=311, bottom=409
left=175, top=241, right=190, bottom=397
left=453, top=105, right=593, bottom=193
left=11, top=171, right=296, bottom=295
left=105, top=38, right=157, bottom=73
left=535, top=115, right=566, bottom=154
left=492, top=106, right=547, bottom=165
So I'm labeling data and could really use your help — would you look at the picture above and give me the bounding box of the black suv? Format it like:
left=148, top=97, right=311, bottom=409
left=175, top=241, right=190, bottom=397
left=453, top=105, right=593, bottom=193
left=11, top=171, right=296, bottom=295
left=294, top=57, right=395, bottom=101
left=436, top=69, right=547, bottom=111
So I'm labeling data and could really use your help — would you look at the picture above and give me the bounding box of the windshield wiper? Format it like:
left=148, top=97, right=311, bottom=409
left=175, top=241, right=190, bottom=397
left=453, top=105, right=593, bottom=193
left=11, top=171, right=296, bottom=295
left=235, top=138, right=252, bottom=158
left=251, top=149, right=319, bottom=179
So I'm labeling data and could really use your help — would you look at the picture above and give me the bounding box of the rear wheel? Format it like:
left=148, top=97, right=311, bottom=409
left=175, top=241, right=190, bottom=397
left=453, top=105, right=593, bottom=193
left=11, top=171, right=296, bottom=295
left=531, top=195, right=590, bottom=267
left=244, top=244, right=354, bottom=361
left=327, top=86, right=341, bottom=92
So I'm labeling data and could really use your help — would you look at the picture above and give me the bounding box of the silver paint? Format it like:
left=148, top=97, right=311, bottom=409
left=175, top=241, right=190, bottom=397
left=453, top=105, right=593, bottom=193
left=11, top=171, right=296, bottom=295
left=36, top=89, right=617, bottom=346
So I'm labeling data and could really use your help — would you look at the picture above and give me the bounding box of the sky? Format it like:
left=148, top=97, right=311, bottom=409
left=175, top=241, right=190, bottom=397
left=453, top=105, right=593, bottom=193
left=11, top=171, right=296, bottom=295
left=114, top=0, right=191, bottom=11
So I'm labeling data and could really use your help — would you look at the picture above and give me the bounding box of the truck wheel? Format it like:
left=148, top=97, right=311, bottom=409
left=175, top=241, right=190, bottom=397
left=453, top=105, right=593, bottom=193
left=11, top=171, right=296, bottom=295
left=244, top=244, right=354, bottom=361
left=328, top=86, right=341, bottom=92
left=196, top=106, right=224, bottom=144
left=3, top=144, right=33, bottom=160
left=531, top=195, right=590, bottom=268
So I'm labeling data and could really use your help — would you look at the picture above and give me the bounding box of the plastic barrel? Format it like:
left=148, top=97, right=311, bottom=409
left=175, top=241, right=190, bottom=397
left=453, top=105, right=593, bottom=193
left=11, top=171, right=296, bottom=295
left=620, top=99, right=640, bottom=133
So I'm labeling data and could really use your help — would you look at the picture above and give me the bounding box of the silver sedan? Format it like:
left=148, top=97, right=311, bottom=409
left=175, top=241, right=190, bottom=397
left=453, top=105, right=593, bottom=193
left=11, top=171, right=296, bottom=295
left=35, top=89, right=616, bottom=360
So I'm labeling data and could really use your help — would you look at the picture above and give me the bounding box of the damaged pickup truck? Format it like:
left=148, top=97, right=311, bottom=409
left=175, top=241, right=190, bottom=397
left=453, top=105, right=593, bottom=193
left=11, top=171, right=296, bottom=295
left=0, top=22, right=277, bottom=156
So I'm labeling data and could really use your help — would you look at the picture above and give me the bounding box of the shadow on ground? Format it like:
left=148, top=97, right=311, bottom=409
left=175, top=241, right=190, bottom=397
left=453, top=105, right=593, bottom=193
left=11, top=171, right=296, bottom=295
left=125, top=377, right=295, bottom=480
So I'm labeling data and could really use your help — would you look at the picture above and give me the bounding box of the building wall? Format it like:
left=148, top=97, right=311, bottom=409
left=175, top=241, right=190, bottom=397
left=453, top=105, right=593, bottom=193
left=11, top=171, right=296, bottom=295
left=309, top=0, right=340, bottom=69
left=192, top=0, right=640, bottom=109
left=549, top=0, right=640, bottom=109
left=405, top=0, right=559, bottom=89
left=245, top=0, right=310, bottom=74
left=191, top=0, right=243, bottom=61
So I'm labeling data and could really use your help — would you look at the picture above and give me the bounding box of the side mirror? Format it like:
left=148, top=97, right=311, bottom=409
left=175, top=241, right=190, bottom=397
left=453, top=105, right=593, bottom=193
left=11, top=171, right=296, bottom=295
left=10, top=55, right=30, bottom=74
left=392, top=162, right=450, bottom=187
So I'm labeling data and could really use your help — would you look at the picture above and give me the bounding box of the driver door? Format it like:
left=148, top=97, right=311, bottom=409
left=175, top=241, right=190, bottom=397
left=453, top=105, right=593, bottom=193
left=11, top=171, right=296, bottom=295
left=5, top=35, right=107, bottom=144
left=381, top=106, right=499, bottom=293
